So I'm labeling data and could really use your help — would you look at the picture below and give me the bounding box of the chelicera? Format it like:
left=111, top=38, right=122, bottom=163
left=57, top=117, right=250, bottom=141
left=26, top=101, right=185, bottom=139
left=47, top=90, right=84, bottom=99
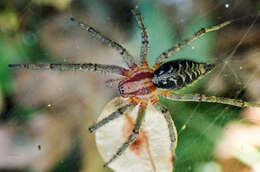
left=9, top=10, right=260, bottom=168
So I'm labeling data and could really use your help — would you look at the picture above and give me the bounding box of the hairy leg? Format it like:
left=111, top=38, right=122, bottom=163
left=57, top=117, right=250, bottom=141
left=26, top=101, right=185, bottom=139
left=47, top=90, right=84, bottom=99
left=132, top=10, right=149, bottom=64
left=8, top=63, right=127, bottom=76
left=155, top=103, right=177, bottom=157
left=154, top=20, right=232, bottom=66
left=104, top=104, right=146, bottom=167
left=89, top=104, right=132, bottom=133
left=105, top=78, right=124, bottom=88
left=161, top=92, right=260, bottom=108
left=70, top=17, right=136, bottom=68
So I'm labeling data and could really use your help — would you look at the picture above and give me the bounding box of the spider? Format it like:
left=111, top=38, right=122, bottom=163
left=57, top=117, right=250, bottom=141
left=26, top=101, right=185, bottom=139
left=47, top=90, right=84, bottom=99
left=9, top=10, right=260, bottom=169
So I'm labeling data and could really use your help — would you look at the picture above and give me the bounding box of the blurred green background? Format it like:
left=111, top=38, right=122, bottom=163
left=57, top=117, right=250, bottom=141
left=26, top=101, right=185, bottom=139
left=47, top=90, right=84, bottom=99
left=0, top=0, right=260, bottom=172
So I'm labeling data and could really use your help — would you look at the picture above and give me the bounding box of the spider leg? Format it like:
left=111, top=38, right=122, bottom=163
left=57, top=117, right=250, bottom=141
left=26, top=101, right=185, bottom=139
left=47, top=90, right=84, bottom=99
left=132, top=10, right=149, bottom=65
left=105, top=78, right=124, bottom=88
left=8, top=63, right=127, bottom=76
left=104, top=104, right=146, bottom=167
left=154, top=103, right=177, bottom=157
left=89, top=104, right=132, bottom=133
left=154, top=20, right=232, bottom=66
left=70, top=17, right=136, bottom=68
left=160, top=92, right=260, bottom=108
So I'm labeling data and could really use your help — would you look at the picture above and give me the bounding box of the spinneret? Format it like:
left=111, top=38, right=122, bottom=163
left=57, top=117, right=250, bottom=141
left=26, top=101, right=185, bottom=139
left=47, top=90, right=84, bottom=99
left=152, top=60, right=215, bottom=89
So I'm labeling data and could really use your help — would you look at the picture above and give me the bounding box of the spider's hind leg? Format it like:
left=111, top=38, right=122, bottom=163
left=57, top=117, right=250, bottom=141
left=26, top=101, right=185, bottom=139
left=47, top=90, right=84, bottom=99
left=155, top=103, right=178, bottom=158
left=160, top=91, right=260, bottom=108
left=89, top=103, right=132, bottom=133
left=104, top=104, right=146, bottom=167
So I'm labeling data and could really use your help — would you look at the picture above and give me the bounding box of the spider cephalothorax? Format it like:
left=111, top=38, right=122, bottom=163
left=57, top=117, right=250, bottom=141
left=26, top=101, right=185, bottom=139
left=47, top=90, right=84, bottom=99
left=9, top=10, right=260, bottom=171
left=119, top=64, right=155, bottom=99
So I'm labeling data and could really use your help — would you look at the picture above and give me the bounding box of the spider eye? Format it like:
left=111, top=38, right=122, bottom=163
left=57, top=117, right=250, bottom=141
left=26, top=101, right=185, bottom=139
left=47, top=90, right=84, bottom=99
left=119, top=85, right=124, bottom=93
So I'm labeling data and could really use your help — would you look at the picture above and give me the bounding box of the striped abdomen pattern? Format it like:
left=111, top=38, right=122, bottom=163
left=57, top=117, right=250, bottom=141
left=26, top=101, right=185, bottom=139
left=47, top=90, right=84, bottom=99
left=152, top=60, right=215, bottom=89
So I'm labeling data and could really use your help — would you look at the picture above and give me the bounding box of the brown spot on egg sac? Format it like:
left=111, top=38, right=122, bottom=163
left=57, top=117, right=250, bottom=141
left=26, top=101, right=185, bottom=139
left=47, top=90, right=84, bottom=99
left=130, top=128, right=148, bottom=155
left=123, top=114, right=146, bottom=155
left=123, top=114, right=156, bottom=171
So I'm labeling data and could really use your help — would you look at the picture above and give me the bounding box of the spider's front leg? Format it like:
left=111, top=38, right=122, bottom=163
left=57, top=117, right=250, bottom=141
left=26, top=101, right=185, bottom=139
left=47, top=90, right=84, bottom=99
left=160, top=91, right=260, bottom=108
left=105, top=78, right=125, bottom=88
left=104, top=103, right=146, bottom=167
left=8, top=63, right=127, bottom=76
left=89, top=104, right=132, bottom=133
left=70, top=17, right=136, bottom=68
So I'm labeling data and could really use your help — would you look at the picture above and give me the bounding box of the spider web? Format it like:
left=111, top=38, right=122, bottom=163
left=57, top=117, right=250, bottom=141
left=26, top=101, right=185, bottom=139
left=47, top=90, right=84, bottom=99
left=1, top=0, right=260, bottom=172
left=149, top=1, right=260, bottom=172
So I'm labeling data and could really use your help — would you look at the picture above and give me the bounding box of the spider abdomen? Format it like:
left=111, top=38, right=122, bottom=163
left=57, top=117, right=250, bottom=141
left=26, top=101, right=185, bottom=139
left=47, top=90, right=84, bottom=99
left=119, top=68, right=156, bottom=99
left=152, top=60, right=215, bottom=89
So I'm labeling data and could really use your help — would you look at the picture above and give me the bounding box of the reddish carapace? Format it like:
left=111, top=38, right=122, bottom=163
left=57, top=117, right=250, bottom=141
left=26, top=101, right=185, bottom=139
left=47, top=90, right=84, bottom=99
left=119, top=64, right=157, bottom=101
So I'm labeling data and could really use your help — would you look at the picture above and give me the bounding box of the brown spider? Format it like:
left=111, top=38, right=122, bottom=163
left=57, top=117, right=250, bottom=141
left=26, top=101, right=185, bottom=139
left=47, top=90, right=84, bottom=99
left=9, top=10, right=260, bottom=170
